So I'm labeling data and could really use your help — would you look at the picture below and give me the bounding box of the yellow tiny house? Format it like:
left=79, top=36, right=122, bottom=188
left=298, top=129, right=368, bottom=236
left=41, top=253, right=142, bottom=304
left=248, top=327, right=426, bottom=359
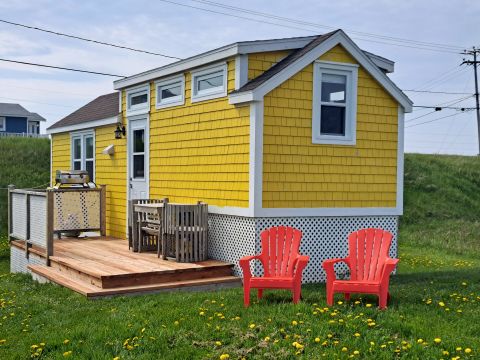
left=48, top=30, right=412, bottom=281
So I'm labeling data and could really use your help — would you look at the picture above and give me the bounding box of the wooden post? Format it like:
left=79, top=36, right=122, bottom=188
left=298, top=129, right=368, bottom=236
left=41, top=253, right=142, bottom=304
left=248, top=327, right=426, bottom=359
left=100, top=185, right=107, bottom=236
left=46, top=190, right=54, bottom=265
left=25, top=193, right=31, bottom=259
left=7, top=185, right=15, bottom=243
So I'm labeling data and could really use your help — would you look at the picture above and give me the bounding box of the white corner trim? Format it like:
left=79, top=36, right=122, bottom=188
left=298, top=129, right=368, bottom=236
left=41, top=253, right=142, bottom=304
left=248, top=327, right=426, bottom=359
left=248, top=101, right=264, bottom=216
left=229, top=31, right=412, bottom=112
left=312, top=61, right=358, bottom=145
left=155, top=74, right=185, bottom=109
left=118, top=91, right=122, bottom=112
left=396, top=105, right=405, bottom=215
left=46, top=116, right=118, bottom=134
left=190, top=62, right=228, bottom=103
left=235, top=54, right=248, bottom=90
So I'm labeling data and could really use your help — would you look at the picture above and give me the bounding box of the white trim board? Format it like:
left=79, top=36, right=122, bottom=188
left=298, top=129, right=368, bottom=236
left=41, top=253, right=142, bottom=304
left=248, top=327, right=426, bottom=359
left=113, top=34, right=395, bottom=90
left=229, top=30, right=412, bottom=112
left=396, top=105, right=405, bottom=215
left=47, top=116, right=117, bottom=134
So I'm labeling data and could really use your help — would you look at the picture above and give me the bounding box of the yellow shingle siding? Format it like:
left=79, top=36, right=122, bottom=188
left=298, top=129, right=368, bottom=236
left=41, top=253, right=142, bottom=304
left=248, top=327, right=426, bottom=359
left=262, top=45, right=398, bottom=209
left=148, top=59, right=250, bottom=207
left=95, top=125, right=127, bottom=239
left=51, top=133, right=71, bottom=184
left=248, top=51, right=291, bottom=81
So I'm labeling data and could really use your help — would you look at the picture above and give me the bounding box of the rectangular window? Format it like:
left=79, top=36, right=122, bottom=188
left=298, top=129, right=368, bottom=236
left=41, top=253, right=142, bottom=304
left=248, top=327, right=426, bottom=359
left=312, top=61, right=358, bottom=145
left=126, top=85, right=150, bottom=115
left=155, top=75, right=185, bottom=108
left=132, top=129, right=145, bottom=179
left=71, top=132, right=95, bottom=181
left=0, top=117, right=5, bottom=131
left=191, top=63, right=227, bottom=103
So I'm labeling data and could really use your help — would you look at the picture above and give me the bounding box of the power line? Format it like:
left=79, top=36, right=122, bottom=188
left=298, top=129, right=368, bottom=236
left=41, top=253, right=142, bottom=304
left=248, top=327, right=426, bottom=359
left=405, top=110, right=438, bottom=123
left=0, top=19, right=182, bottom=60
left=189, top=0, right=465, bottom=51
left=0, top=96, right=81, bottom=108
left=0, top=58, right=125, bottom=77
left=402, top=89, right=473, bottom=95
left=405, top=111, right=470, bottom=129
left=158, top=0, right=461, bottom=54
left=413, top=105, right=474, bottom=110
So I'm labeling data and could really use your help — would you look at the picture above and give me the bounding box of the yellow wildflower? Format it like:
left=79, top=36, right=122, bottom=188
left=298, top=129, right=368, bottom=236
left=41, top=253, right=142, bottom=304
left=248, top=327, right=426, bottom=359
left=417, top=339, right=424, bottom=344
left=249, top=324, right=255, bottom=329
left=365, top=303, right=372, bottom=308
left=63, top=339, right=70, bottom=345
left=353, top=350, right=360, bottom=355
left=199, top=311, right=205, bottom=316
left=433, top=338, right=441, bottom=344
left=219, top=354, right=230, bottom=360
left=465, top=348, right=472, bottom=354
left=215, top=341, right=222, bottom=346
left=113, top=357, right=120, bottom=360
left=63, top=351, right=72, bottom=357
left=314, top=337, right=320, bottom=343
left=438, top=301, right=445, bottom=307
left=442, top=350, right=449, bottom=356
left=354, top=333, right=360, bottom=337
left=341, top=347, right=348, bottom=352
left=456, top=347, right=462, bottom=351
left=292, top=320, right=298, bottom=326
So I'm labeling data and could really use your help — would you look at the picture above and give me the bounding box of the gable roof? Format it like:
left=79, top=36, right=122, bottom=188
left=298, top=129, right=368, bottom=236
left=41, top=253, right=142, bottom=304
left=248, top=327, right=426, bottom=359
left=47, top=92, right=119, bottom=131
left=113, top=33, right=395, bottom=90
left=0, top=103, right=47, bottom=121
left=229, top=30, right=413, bottom=112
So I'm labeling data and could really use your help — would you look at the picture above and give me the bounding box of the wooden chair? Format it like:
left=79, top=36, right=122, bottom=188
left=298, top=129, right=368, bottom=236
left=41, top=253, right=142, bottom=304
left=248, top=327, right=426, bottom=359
left=162, top=202, right=208, bottom=262
left=239, top=226, right=310, bottom=307
left=128, top=198, right=165, bottom=252
left=322, top=228, right=399, bottom=310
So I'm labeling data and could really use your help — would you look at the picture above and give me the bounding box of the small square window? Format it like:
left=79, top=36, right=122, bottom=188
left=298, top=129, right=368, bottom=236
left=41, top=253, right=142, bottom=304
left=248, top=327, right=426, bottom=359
left=126, top=85, right=150, bottom=115
left=155, top=76, right=185, bottom=108
left=191, top=63, right=227, bottom=103
left=312, top=61, right=358, bottom=145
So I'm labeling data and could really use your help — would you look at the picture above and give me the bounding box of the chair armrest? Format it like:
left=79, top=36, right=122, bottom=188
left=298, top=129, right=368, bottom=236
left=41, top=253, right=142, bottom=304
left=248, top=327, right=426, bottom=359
left=322, top=258, right=349, bottom=282
left=381, top=258, right=399, bottom=278
left=293, top=255, right=310, bottom=281
left=239, top=255, right=261, bottom=279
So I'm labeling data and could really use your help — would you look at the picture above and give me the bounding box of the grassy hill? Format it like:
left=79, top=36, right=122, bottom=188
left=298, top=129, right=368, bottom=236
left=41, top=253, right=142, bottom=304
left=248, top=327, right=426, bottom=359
left=0, top=137, right=50, bottom=233
left=401, top=153, right=480, bottom=255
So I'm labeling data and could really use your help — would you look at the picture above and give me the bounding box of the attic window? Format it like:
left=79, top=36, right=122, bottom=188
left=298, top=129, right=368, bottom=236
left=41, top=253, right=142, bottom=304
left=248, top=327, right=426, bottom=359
left=191, top=63, right=227, bottom=103
left=0, top=117, right=5, bottom=131
left=312, top=61, right=358, bottom=145
left=155, top=75, right=185, bottom=109
left=126, top=85, right=150, bottom=115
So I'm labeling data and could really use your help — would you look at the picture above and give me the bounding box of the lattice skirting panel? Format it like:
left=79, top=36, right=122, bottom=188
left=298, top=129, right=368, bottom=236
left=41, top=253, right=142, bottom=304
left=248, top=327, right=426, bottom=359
left=208, top=214, right=398, bottom=283
left=10, top=245, right=47, bottom=274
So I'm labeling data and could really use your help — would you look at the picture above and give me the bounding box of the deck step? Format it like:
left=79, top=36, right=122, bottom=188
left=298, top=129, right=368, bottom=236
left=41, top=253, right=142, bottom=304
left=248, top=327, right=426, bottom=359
left=48, top=256, right=234, bottom=289
left=28, top=265, right=241, bottom=298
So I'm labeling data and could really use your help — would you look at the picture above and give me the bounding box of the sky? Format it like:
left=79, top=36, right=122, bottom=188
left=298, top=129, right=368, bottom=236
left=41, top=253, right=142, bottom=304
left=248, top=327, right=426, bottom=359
left=0, top=0, right=479, bottom=155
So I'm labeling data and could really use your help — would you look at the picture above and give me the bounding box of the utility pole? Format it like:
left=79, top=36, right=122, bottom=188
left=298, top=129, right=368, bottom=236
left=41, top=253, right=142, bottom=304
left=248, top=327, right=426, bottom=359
left=462, top=47, right=480, bottom=155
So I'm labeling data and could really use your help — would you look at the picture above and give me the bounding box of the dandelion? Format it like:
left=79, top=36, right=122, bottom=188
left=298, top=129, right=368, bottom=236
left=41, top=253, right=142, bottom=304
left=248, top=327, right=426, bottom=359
left=113, top=357, right=120, bottom=360
left=337, top=301, right=343, bottom=305
left=442, top=350, right=450, bottom=356
left=341, top=347, right=348, bottom=352
left=417, top=339, right=424, bottom=344
left=465, top=348, right=472, bottom=354
left=174, top=321, right=179, bottom=326
left=456, top=347, right=462, bottom=351
left=63, top=351, right=72, bottom=357
left=215, top=341, right=222, bottom=346
left=199, top=311, right=205, bottom=316
left=264, top=336, right=270, bottom=342
left=63, top=339, right=70, bottom=345
left=315, top=337, right=320, bottom=343
left=365, top=303, right=372, bottom=308
left=249, top=323, right=256, bottom=329
left=353, top=350, right=360, bottom=355
left=219, top=354, right=230, bottom=360
left=292, top=320, right=298, bottom=326
left=354, top=333, right=360, bottom=337
left=0, top=339, right=6, bottom=345
left=434, top=338, right=442, bottom=344
left=438, top=301, right=445, bottom=307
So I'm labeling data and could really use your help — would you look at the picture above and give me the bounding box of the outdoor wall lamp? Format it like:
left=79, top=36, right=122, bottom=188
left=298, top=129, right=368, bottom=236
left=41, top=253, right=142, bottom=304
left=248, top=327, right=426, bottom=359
left=114, top=123, right=126, bottom=139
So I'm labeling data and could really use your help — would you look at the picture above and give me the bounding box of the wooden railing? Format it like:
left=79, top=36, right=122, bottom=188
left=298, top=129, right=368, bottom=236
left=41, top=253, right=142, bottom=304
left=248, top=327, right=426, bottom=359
left=8, top=185, right=106, bottom=264
left=0, top=132, right=49, bottom=138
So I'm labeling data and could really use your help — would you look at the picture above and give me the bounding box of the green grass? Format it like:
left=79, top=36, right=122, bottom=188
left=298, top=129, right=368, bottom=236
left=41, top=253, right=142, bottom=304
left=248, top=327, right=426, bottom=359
left=0, top=137, right=51, bottom=233
left=0, top=153, right=479, bottom=359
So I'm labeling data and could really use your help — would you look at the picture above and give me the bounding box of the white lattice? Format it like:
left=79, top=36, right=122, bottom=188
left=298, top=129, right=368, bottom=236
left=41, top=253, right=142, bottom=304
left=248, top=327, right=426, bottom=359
left=208, top=214, right=398, bottom=283
left=10, top=245, right=47, bottom=274
left=11, top=193, right=27, bottom=239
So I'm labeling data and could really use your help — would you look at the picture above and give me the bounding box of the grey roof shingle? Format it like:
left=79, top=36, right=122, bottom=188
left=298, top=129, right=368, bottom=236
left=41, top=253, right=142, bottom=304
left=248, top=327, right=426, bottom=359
left=0, top=103, right=46, bottom=121
left=47, top=92, right=119, bottom=130
left=230, top=31, right=338, bottom=95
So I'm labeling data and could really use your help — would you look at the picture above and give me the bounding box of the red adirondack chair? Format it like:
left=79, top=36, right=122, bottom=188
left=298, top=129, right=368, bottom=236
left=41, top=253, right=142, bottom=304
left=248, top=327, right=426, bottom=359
left=322, top=228, right=399, bottom=310
left=239, top=226, right=310, bottom=307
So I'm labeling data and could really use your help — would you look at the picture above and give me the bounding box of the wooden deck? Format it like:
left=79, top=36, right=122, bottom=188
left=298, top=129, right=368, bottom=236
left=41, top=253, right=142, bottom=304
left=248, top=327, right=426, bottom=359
left=12, top=236, right=240, bottom=297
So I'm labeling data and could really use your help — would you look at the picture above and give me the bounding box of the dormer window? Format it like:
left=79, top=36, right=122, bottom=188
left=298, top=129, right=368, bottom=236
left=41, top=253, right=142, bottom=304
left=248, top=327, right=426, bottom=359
left=312, top=61, right=358, bottom=145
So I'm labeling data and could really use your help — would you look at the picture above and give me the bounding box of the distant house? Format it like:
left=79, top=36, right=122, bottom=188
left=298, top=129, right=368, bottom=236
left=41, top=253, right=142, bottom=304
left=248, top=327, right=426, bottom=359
left=0, top=103, right=46, bottom=137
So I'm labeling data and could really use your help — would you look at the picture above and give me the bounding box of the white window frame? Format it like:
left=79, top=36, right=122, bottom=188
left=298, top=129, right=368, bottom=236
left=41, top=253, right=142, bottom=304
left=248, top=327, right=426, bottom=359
left=126, top=85, right=150, bottom=116
left=71, top=130, right=95, bottom=181
left=191, top=63, right=227, bottom=103
left=155, top=75, right=185, bottom=109
left=0, top=117, right=5, bottom=131
left=312, top=61, right=358, bottom=145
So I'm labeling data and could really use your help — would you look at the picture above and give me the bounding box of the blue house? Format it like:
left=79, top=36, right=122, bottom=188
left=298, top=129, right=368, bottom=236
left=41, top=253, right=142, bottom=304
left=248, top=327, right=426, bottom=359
left=0, top=103, right=46, bottom=136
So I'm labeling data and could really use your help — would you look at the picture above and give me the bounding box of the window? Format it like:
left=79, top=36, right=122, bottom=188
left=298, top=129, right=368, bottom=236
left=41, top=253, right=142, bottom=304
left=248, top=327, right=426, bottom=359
left=71, top=132, right=95, bottom=181
left=191, top=63, right=227, bottom=102
left=155, top=75, right=185, bottom=108
left=132, top=128, right=145, bottom=179
left=0, top=117, right=5, bottom=131
left=312, top=61, right=358, bottom=145
left=126, top=85, right=149, bottom=115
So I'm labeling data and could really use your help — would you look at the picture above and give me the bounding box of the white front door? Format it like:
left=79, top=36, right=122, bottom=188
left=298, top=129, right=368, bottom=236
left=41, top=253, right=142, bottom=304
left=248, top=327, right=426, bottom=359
left=128, top=118, right=149, bottom=200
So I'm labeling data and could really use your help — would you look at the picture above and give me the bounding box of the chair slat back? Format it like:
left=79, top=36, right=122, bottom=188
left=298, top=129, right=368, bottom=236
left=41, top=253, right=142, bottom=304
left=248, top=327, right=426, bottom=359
left=347, top=228, right=393, bottom=281
left=260, top=226, right=302, bottom=277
